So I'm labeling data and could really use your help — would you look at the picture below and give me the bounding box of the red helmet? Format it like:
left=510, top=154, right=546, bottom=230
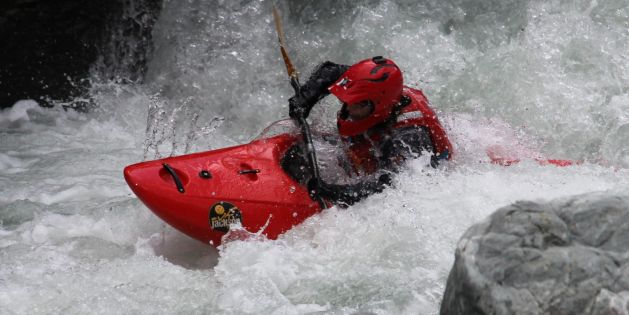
left=329, top=56, right=403, bottom=137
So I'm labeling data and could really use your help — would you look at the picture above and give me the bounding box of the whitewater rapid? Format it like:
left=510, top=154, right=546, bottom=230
left=2, top=0, right=629, bottom=314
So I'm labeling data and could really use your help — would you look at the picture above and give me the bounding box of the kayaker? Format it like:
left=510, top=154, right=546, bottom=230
left=289, top=56, right=452, bottom=206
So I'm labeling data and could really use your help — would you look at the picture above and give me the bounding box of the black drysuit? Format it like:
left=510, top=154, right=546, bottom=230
left=289, top=61, right=437, bottom=206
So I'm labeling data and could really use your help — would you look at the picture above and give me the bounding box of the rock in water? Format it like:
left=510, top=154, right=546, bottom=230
left=441, top=193, right=629, bottom=315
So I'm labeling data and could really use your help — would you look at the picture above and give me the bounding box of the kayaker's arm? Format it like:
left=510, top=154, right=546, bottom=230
left=289, top=61, right=349, bottom=119
left=308, top=173, right=392, bottom=207
left=379, top=125, right=440, bottom=169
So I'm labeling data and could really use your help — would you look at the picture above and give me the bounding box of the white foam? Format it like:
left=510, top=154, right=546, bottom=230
left=2, top=1, right=629, bottom=314
left=0, top=99, right=41, bottom=123
left=0, top=153, right=30, bottom=173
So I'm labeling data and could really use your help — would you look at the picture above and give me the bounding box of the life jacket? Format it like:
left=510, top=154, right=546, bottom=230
left=344, top=87, right=453, bottom=175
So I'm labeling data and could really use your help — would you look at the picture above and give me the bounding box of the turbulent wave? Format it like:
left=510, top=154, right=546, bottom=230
left=1, top=0, right=629, bottom=314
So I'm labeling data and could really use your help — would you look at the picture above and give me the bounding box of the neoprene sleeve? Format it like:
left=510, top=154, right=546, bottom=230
left=317, top=126, right=435, bottom=205
left=312, top=173, right=392, bottom=206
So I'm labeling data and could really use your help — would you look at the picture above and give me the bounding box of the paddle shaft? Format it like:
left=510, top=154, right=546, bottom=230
left=273, top=6, right=325, bottom=208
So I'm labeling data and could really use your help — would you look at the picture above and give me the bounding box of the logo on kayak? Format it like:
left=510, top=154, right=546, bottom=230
left=209, top=202, right=242, bottom=233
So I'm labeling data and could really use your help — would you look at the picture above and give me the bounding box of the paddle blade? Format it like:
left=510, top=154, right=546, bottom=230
left=272, top=5, right=298, bottom=80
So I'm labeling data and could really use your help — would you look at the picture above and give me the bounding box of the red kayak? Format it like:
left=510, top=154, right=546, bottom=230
left=124, top=118, right=574, bottom=247
left=124, top=84, right=456, bottom=247
left=486, top=145, right=577, bottom=167
left=124, top=120, right=325, bottom=247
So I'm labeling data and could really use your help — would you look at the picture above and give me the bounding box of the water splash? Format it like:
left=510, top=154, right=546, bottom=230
left=3, top=0, right=629, bottom=314
left=143, top=94, right=225, bottom=159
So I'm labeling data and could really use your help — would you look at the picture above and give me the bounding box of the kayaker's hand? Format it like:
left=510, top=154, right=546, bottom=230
left=289, top=94, right=309, bottom=120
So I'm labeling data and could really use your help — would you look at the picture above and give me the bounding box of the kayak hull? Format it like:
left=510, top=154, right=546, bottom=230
left=124, top=134, right=322, bottom=247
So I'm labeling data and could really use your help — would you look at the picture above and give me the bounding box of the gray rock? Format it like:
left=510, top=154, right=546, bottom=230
left=441, top=193, right=629, bottom=315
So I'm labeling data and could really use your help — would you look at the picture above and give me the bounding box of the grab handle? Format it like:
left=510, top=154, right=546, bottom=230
left=238, top=169, right=260, bottom=175
left=162, top=163, right=185, bottom=193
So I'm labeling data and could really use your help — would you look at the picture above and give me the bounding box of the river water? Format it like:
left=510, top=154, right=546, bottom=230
left=1, top=0, right=629, bottom=314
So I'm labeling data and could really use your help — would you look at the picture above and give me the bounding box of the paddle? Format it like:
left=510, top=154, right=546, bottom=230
left=272, top=5, right=326, bottom=208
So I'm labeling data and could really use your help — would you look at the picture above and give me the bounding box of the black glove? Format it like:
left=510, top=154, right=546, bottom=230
left=289, top=94, right=310, bottom=120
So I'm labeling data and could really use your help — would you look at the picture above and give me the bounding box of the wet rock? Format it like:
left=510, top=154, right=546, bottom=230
left=441, top=193, right=629, bottom=315
left=0, top=0, right=161, bottom=109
